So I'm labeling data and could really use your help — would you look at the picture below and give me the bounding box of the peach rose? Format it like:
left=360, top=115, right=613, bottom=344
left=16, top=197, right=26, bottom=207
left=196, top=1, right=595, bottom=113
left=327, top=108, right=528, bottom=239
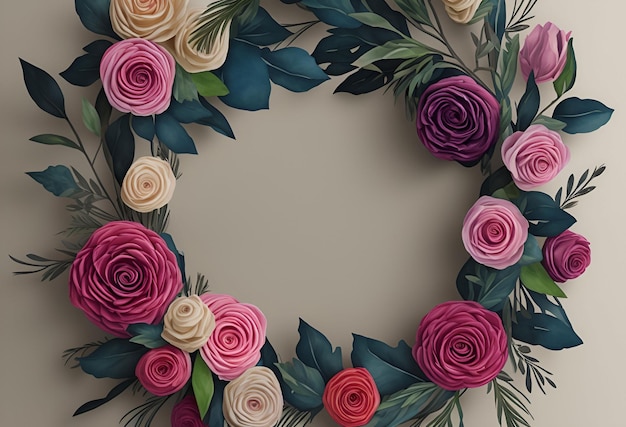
left=110, top=0, right=189, bottom=42
left=121, top=156, right=176, bottom=212
left=441, top=0, right=481, bottom=24
left=161, top=295, right=216, bottom=353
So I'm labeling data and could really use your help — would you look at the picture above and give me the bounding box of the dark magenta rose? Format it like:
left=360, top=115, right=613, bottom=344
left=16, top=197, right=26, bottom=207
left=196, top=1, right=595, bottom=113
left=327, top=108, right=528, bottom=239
left=171, top=395, right=204, bottom=427
left=135, top=345, right=191, bottom=396
left=68, top=220, right=182, bottom=337
left=416, top=75, right=500, bottom=164
left=542, top=230, right=591, bottom=282
left=412, top=301, right=508, bottom=390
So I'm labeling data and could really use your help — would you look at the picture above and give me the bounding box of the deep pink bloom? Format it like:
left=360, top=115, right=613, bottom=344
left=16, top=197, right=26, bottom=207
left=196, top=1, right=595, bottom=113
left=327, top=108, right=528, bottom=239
left=68, top=221, right=182, bottom=337
left=322, top=368, right=380, bottom=427
left=502, top=124, right=570, bottom=190
left=135, top=345, right=191, bottom=396
left=542, top=230, right=591, bottom=282
left=100, top=38, right=175, bottom=116
left=519, top=22, right=571, bottom=83
left=462, top=196, right=529, bottom=269
left=416, top=75, right=500, bottom=164
left=199, top=294, right=267, bottom=381
left=412, top=301, right=508, bottom=390
left=171, top=395, right=204, bottom=427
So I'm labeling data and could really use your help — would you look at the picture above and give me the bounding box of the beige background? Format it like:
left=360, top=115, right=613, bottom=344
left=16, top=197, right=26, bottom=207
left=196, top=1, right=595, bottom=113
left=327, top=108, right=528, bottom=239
left=1, top=0, right=624, bottom=426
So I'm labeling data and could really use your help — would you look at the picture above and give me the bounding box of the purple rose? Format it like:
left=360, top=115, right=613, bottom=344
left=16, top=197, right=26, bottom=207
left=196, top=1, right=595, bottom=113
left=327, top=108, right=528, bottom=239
left=68, top=221, right=182, bottom=337
left=412, top=301, right=508, bottom=390
left=501, top=124, right=570, bottom=190
left=542, top=230, right=591, bottom=282
left=416, top=75, right=500, bottom=164
left=135, top=345, right=191, bottom=396
left=171, top=395, right=204, bottom=427
left=462, top=196, right=529, bottom=269
left=519, top=22, right=571, bottom=83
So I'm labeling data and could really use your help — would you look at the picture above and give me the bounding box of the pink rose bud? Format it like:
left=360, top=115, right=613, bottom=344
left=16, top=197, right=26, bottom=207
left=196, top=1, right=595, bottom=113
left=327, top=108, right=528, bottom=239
left=542, top=230, right=591, bottom=282
left=501, top=124, right=570, bottom=190
left=519, top=22, right=571, bottom=83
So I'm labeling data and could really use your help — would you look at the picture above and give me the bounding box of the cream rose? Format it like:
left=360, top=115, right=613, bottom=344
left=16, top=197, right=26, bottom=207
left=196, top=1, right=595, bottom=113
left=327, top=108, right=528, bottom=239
left=166, top=8, right=230, bottom=73
left=223, top=367, right=283, bottom=427
left=161, top=295, right=216, bottom=353
left=441, top=0, right=481, bottom=24
left=110, top=0, right=189, bottom=42
left=121, top=156, right=176, bottom=213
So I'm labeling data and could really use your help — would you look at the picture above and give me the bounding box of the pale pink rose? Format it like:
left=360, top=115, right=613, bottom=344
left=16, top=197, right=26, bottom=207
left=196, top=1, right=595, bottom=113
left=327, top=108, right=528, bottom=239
left=199, top=294, right=267, bottom=381
left=542, top=230, right=591, bottom=282
left=519, top=22, right=572, bottom=83
left=68, top=221, right=182, bottom=337
left=110, top=0, right=189, bottom=42
left=100, top=38, right=175, bottom=116
left=135, top=345, right=191, bottom=396
left=412, top=301, right=508, bottom=390
left=462, top=196, right=529, bottom=269
left=501, top=124, right=570, bottom=190
left=171, top=395, right=204, bottom=427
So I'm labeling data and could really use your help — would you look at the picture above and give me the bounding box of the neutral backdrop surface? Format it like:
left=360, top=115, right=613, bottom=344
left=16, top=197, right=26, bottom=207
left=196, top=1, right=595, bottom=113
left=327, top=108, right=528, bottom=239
left=1, top=1, right=623, bottom=426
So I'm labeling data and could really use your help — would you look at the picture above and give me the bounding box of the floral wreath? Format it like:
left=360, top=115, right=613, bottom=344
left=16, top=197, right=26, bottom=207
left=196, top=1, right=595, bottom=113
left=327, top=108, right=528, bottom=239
left=13, top=0, right=614, bottom=426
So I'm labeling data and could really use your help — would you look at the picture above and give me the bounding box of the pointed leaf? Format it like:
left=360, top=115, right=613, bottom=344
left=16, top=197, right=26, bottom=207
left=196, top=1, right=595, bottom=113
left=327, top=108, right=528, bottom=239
left=78, top=338, right=148, bottom=379
left=261, top=47, right=329, bottom=92
left=513, top=191, right=576, bottom=237
left=81, top=98, right=101, bottom=136
left=487, top=0, right=507, bottom=41
left=105, top=114, right=135, bottom=184
left=512, top=312, right=582, bottom=350
left=518, top=234, right=542, bottom=266
left=516, top=72, right=540, bottom=131
left=275, top=358, right=325, bottom=411
left=27, top=165, right=79, bottom=197
left=191, top=71, right=229, bottom=97
left=167, top=99, right=213, bottom=124
left=520, top=263, right=567, bottom=298
left=553, top=39, right=577, bottom=97
left=29, top=134, right=79, bottom=150
left=155, top=113, right=198, bottom=154
left=457, top=258, right=520, bottom=311
left=73, top=378, right=135, bottom=416
left=236, top=6, right=292, bottom=45
left=296, top=319, right=342, bottom=383
left=131, top=115, right=155, bottom=142
left=552, top=97, right=614, bottom=134
left=204, top=375, right=226, bottom=427
left=394, top=0, right=431, bottom=27
left=61, top=39, right=112, bottom=87
left=196, top=97, right=235, bottom=139
left=299, top=0, right=361, bottom=28
left=192, top=356, right=214, bottom=419
left=127, top=323, right=168, bottom=349
left=20, top=59, right=66, bottom=118
left=75, top=0, right=119, bottom=39
left=349, top=12, right=405, bottom=37
left=160, top=233, right=186, bottom=279
left=173, top=64, right=199, bottom=102
left=353, top=39, right=433, bottom=68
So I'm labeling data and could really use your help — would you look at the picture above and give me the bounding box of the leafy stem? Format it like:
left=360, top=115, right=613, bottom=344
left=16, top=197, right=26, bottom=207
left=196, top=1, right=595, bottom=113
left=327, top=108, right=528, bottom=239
left=488, top=372, right=533, bottom=427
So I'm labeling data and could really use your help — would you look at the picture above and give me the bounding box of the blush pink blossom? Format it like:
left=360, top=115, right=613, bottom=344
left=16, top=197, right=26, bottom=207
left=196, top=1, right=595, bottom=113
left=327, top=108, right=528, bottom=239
left=519, top=22, right=571, bottom=83
left=199, top=294, right=267, bottom=381
left=412, top=301, right=508, bottom=390
left=542, top=230, right=591, bottom=282
left=100, top=38, right=175, bottom=116
left=462, top=196, right=529, bottom=269
left=68, top=221, right=182, bottom=337
left=135, top=345, right=191, bottom=396
left=171, top=395, right=204, bottom=427
left=502, top=124, right=570, bottom=190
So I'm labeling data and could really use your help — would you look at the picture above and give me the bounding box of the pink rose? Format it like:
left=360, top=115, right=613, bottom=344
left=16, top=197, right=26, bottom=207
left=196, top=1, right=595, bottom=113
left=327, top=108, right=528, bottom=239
left=199, top=294, right=267, bottom=381
left=69, top=221, right=182, bottom=337
left=462, top=196, right=529, bottom=269
left=135, top=345, right=191, bottom=396
left=519, top=22, right=571, bottom=83
left=542, top=230, right=591, bottom=282
left=171, top=395, right=204, bottom=427
left=322, top=368, right=380, bottom=427
left=412, top=301, right=508, bottom=390
left=100, top=38, right=175, bottom=116
left=501, top=124, right=570, bottom=190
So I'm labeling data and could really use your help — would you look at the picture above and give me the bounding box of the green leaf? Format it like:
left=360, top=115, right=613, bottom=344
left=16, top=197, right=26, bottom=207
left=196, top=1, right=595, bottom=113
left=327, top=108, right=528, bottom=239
left=520, top=263, right=567, bottom=298
left=192, top=356, right=214, bottom=419
left=394, top=0, right=432, bottom=26
left=353, top=39, right=433, bottom=68
left=275, top=358, right=325, bottom=411
left=349, top=12, right=406, bottom=36
left=29, top=134, right=80, bottom=150
left=191, top=71, right=229, bottom=97
left=468, top=0, right=495, bottom=24
left=173, top=64, right=199, bottom=102
left=553, top=38, right=577, bottom=97
left=81, top=97, right=101, bottom=136
left=531, top=115, right=566, bottom=131
left=498, top=34, right=519, bottom=98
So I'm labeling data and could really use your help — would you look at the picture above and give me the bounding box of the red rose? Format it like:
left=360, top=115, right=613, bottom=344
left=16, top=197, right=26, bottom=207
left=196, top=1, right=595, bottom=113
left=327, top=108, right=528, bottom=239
left=322, top=368, right=380, bottom=427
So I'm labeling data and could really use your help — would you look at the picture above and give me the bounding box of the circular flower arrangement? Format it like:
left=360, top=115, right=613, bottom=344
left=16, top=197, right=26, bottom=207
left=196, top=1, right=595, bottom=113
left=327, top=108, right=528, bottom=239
left=13, top=1, right=613, bottom=427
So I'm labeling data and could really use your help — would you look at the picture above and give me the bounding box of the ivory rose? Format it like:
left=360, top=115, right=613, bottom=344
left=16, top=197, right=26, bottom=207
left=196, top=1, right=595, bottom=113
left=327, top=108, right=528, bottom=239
left=519, top=22, right=572, bottom=83
left=462, top=196, right=529, bottom=269
left=135, top=345, right=191, bottom=396
left=412, top=301, right=508, bottom=390
left=100, top=38, right=175, bottom=116
left=68, top=221, right=182, bottom=337
left=171, top=395, right=204, bottom=427
left=542, top=230, right=591, bottom=282
left=166, top=8, right=230, bottom=73
left=109, top=0, right=189, bottom=42
left=501, top=124, right=570, bottom=190
left=322, top=368, right=380, bottom=427
left=199, top=293, right=267, bottom=381
left=161, top=295, right=216, bottom=353
left=222, top=366, right=284, bottom=427
left=121, top=156, right=177, bottom=212
left=441, top=0, right=481, bottom=24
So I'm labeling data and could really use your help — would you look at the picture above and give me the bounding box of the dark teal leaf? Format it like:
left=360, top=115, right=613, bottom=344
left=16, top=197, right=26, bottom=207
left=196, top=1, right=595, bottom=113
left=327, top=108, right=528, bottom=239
left=167, top=99, right=213, bottom=124
left=334, top=67, right=392, bottom=95
left=204, top=375, right=226, bottom=427
left=516, top=72, right=540, bottom=131
left=131, top=115, right=155, bottom=142
left=236, top=7, right=292, bottom=45
left=20, top=59, right=66, bottom=119
left=513, top=191, right=576, bottom=237
left=487, top=0, right=506, bottom=41
left=155, top=113, right=198, bottom=154
left=78, top=338, right=148, bottom=379
left=29, top=134, right=80, bottom=150
left=394, top=0, right=431, bottom=27
left=518, top=234, right=542, bottom=266
left=480, top=166, right=513, bottom=196
left=160, top=233, right=186, bottom=279
left=261, top=47, right=329, bottom=92
left=525, top=289, right=573, bottom=327
left=275, top=358, right=325, bottom=411
left=127, top=323, right=167, bottom=349
left=351, top=335, right=426, bottom=396
left=61, top=40, right=112, bottom=87
left=95, top=88, right=112, bottom=129
left=219, top=41, right=270, bottom=111
left=456, top=258, right=520, bottom=311
left=27, top=165, right=79, bottom=197
left=513, top=313, right=582, bottom=350
left=196, top=97, right=235, bottom=139
left=75, top=0, right=119, bottom=39
left=296, top=318, right=343, bottom=383
left=362, top=0, right=410, bottom=36
left=553, top=38, right=577, bottom=97
left=105, top=114, right=135, bottom=184
left=300, top=0, right=361, bottom=28
left=552, top=97, right=614, bottom=134
left=73, top=378, right=134, bottom=416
